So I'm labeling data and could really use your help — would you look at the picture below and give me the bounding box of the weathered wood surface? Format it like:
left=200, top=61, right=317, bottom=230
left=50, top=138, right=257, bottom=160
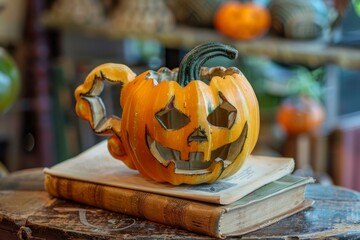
left=0, top=182, right=359, bottom=239
left=0, top=191, right=206, bottom=240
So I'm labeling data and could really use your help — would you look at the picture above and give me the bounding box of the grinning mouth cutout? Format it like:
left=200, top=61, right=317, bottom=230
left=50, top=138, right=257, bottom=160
left=146, top=123, right=248, bottom=175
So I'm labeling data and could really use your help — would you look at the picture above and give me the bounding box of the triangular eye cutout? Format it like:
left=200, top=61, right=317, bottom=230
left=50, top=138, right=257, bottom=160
left=207, top=93, right=237, bottom=129
left=156, top=96, right=190, bottom=130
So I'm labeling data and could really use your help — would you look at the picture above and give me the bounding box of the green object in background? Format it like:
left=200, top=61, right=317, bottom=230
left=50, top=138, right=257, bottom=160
left=353, top=0, right=360, bottom=17
left=0, top=47, right=20, bottom=114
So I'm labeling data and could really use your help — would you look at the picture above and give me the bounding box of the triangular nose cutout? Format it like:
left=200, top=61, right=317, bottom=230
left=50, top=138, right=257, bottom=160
left=188, top=127, right=208, bottom=143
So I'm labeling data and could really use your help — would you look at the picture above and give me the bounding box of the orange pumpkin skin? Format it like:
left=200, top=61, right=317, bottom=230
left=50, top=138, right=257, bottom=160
left=118, top=69, right=259, bottom=185
left=277, top=95, right=325, bottom=135
left=214, top=2, right=271, bottom=40
left=75, top=43, right=260, bottom=185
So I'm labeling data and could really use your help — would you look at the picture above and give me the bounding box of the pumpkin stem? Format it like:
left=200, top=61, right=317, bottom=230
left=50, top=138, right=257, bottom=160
left=177, top=42, right=238, bottom=86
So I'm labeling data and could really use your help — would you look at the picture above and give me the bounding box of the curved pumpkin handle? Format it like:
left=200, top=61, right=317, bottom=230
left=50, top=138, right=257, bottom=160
left=74, top=63, right=136, bottom=158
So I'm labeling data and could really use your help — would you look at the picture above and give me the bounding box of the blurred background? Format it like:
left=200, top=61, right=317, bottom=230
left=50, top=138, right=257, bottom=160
left=0, top=0, right=359, bottom=191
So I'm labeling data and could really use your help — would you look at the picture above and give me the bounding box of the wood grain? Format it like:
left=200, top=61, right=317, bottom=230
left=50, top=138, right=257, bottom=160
left=0, top=170, right=360, bottom=239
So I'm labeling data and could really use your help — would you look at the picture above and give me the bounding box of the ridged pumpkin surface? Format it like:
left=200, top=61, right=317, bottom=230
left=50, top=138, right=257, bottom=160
left=75, top=43, right=260, bottom=185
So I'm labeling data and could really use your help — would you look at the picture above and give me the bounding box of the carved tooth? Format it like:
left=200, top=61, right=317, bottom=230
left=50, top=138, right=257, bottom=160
left=188, top=152, right=211, bottom=170
left=175, top=159, right=190, bottom=170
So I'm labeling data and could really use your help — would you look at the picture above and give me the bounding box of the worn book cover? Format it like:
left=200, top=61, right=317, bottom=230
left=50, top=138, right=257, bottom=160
left=18, top=183, right=360, bottom=239
left=45, top=173, right=313, bottom=238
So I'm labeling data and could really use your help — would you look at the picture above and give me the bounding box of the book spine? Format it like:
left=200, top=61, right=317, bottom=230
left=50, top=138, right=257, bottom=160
left=44, top=174, right=224, bottom=238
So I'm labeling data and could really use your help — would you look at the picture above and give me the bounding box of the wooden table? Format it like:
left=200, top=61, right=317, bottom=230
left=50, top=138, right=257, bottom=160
left=0, top=168, right=359, bottom=239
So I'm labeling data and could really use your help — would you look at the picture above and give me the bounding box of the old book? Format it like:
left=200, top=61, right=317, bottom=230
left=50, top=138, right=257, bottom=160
left=44, top=140, right=296, bottom=205
left=0, top=190, right=209, bottom=239
left=44, top=141, right=314, bottom=238
left=3, top=185, right=358, bottom=239
left=45, top=173, right=313, bottom=238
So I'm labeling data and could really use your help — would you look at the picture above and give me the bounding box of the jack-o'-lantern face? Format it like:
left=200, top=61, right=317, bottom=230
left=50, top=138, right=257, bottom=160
left=75, top=42, right=260, bottom=185
left=148, top=92, right=247, bottom=174
left=137, top=69, right=252, bottom=182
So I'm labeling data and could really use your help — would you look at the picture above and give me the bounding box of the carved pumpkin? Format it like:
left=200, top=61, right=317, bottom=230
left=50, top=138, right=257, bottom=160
left=277, top=95, right=325, bottom=135
left=214, top=1, right=271, bottom=40
left=75, top=42, right=260, bottom=185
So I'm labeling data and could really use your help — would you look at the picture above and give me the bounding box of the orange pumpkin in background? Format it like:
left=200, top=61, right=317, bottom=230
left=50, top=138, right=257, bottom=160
left=277, top=95, right=325, bottom=135
left=75, top=42, right=260, bottom=185
left=214, top=1, right=271, bottom=40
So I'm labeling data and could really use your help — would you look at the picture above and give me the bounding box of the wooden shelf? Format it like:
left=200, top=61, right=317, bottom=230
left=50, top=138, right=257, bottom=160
left=43, top=20, right=360, bottom=70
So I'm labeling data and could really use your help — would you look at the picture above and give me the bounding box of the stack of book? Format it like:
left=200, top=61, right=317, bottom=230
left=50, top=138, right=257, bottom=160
left=44, top=140, right=314, bottom=238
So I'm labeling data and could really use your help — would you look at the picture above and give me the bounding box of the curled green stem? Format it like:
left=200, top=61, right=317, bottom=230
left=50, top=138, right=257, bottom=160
left=177, top=42, right=238, bottom=87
